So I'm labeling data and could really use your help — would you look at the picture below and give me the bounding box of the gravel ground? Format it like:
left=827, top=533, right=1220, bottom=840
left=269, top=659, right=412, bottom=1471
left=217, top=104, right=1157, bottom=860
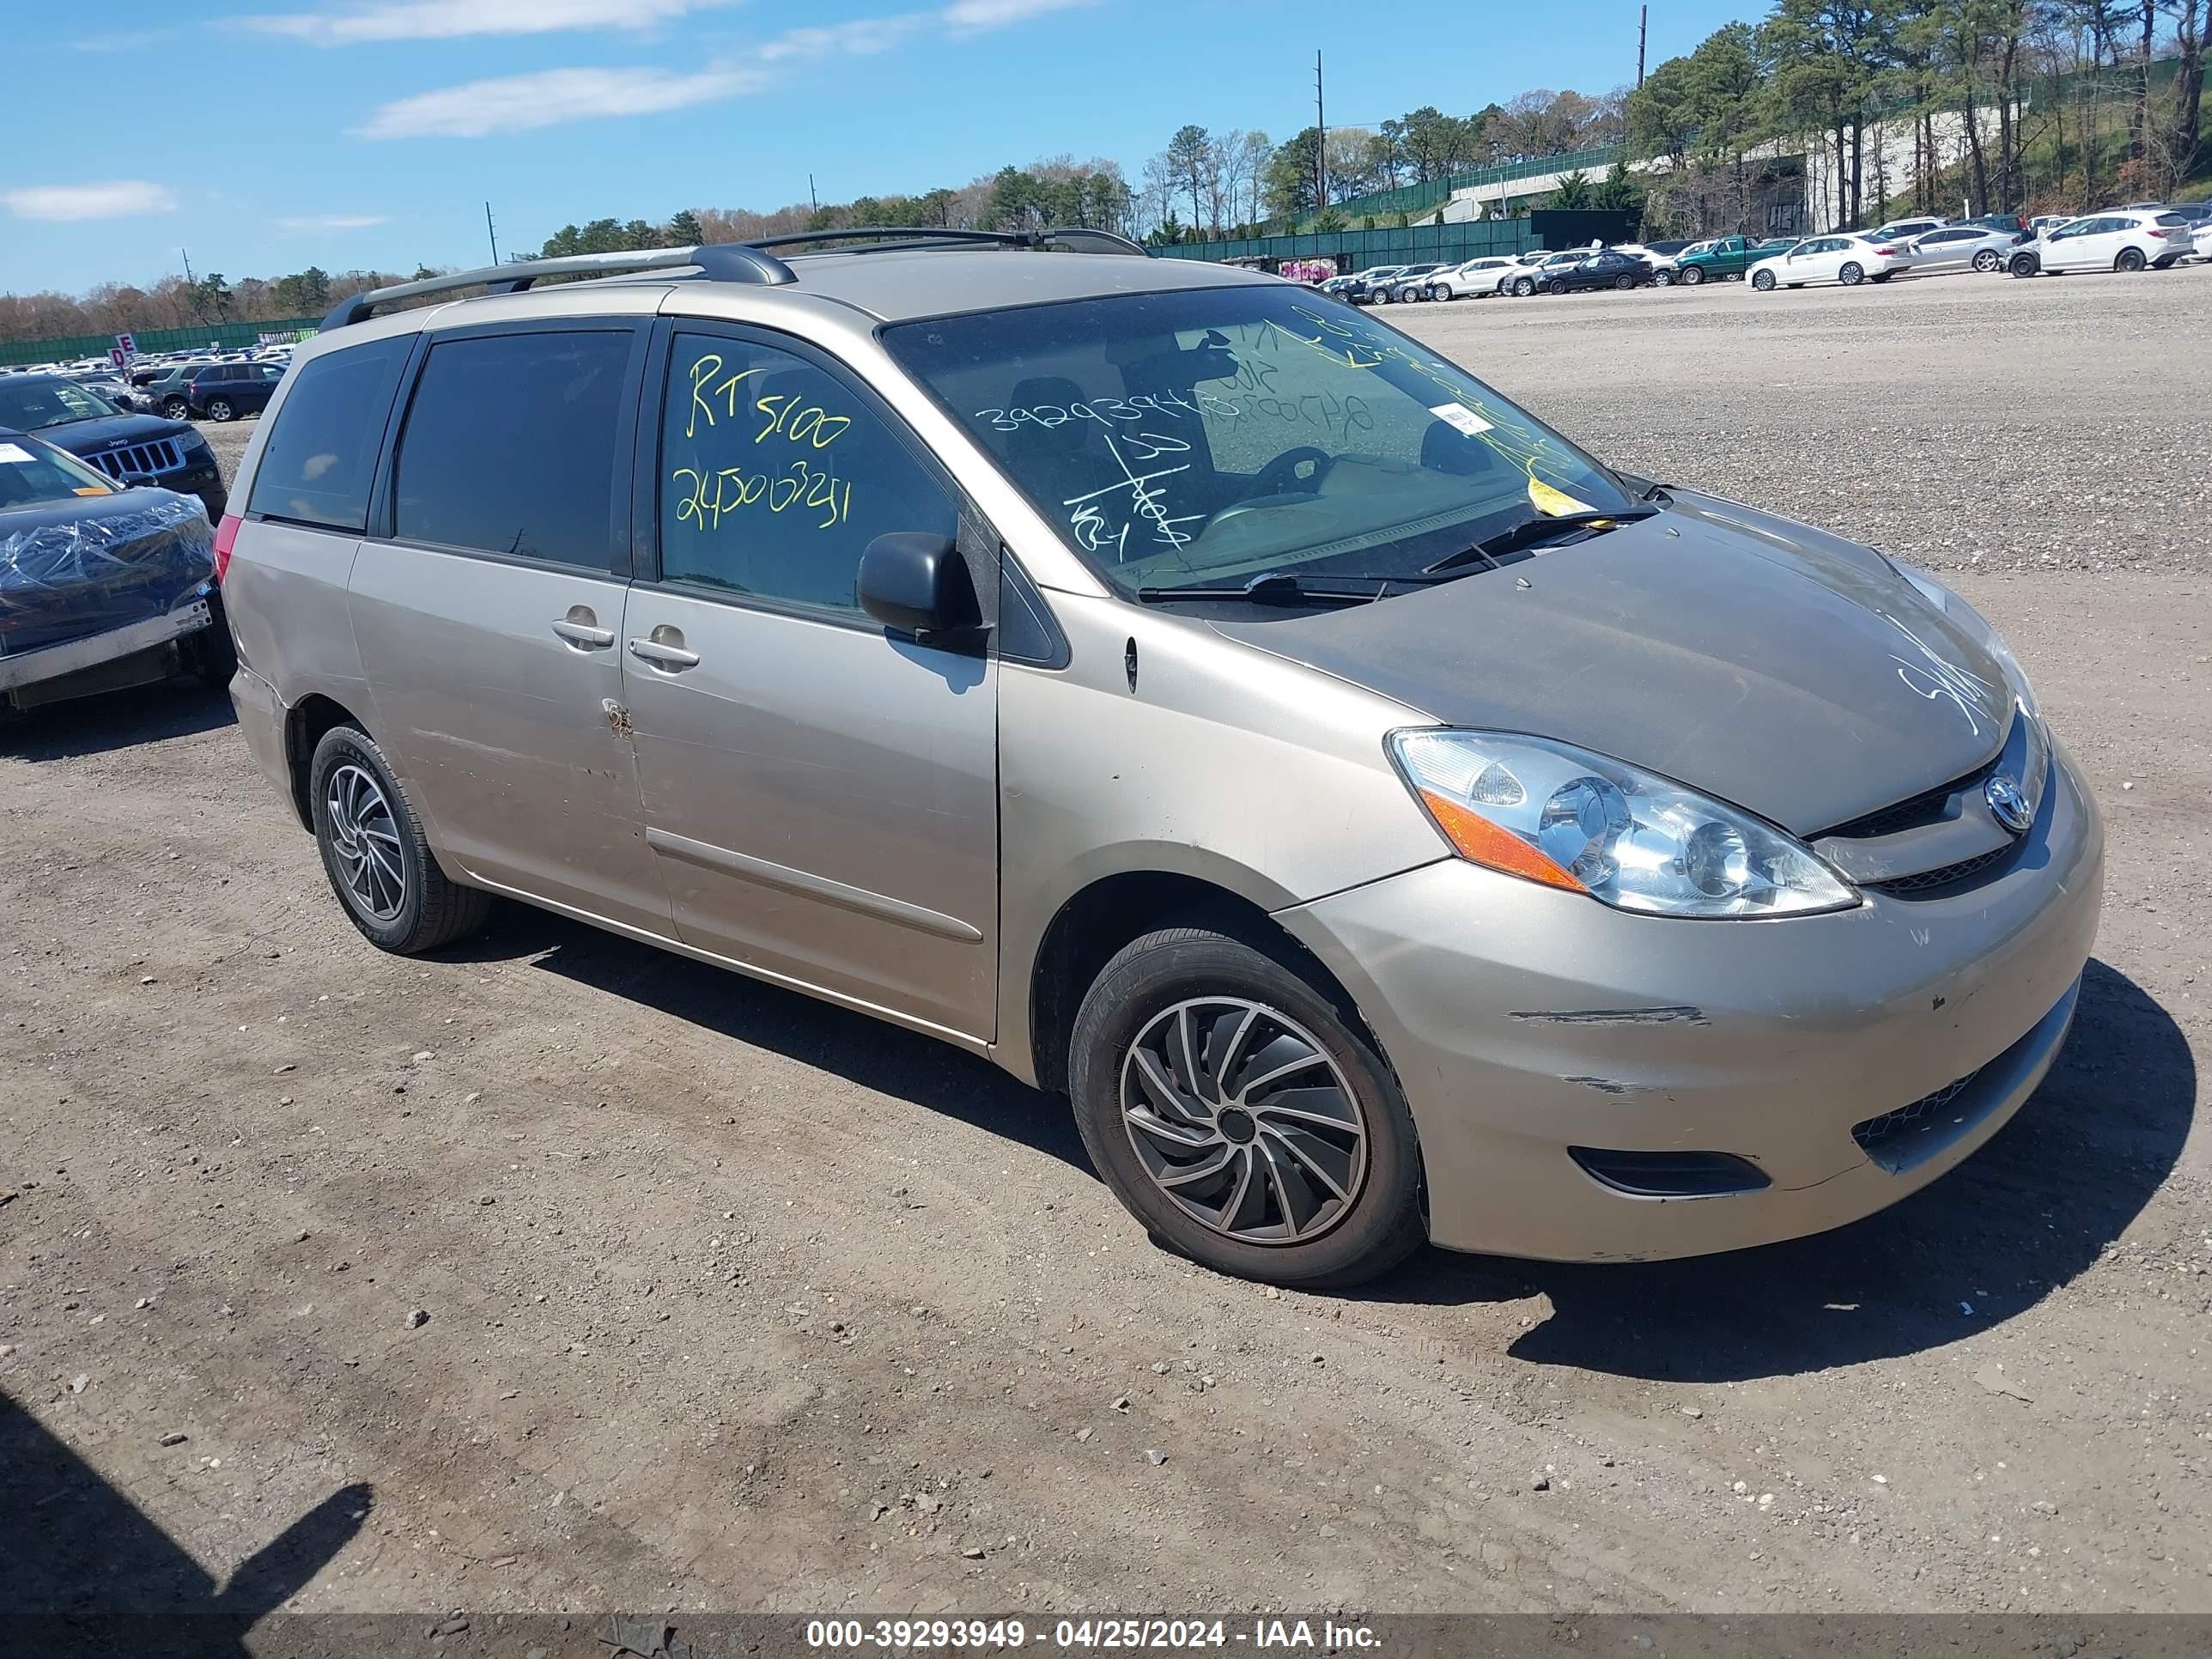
left=3, top=266, right=2208, bottom=1622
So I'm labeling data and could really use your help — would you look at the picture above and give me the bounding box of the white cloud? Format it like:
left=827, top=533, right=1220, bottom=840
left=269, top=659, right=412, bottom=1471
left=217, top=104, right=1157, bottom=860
left=355, top=63, right=769, bottom=138
left=942, top=0, right=1096, bottom=32
left=356, top=1, right=1092, bottom=140
left=758, top=15, right=930, bottom=61
left=276, top=213, right=390, bottom=232
left=3, top=181, right=179, bottom=221
left=237, top=0, right=732, bottom=45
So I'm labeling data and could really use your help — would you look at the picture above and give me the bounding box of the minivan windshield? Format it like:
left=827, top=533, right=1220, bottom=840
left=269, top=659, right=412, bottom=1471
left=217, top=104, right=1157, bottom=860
left=884, top=284, right=1634, bottom=597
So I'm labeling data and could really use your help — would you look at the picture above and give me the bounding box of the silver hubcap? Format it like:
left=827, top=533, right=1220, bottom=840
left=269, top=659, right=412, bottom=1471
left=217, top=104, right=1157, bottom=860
left=1120, top=997, right=1369, bottom=1246
left=326, top=763, right=406, bottom=921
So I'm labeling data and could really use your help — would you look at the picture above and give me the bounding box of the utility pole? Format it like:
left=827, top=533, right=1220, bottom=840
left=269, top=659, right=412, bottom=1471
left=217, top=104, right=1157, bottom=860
left=1315, top=51, right=1328, bottom=211
left=484, top=201, right=500, bottom=264
left=181, top=247, right=195, bottom=285
left=809, top=173, right=819, bottom=214
left=1638, top=4, right=1648, bottom=88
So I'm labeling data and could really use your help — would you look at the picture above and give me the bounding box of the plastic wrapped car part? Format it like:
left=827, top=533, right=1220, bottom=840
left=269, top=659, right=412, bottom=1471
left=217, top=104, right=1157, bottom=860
left=0, top=493, right=215, bottom=659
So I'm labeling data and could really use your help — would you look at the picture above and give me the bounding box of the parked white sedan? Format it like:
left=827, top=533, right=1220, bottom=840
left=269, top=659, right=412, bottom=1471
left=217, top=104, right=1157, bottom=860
left=1904, top=223, right=2024, bottom=274
left=1747, top=233, right=1911, bottom=290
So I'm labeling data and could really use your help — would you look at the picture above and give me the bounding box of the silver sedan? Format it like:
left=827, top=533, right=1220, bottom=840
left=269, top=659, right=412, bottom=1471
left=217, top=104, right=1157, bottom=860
left=1905, top=224, right=2026, bottom=274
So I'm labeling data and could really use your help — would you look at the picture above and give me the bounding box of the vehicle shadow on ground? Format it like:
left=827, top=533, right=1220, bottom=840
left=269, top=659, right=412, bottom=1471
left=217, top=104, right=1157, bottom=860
left=1377, top=957, right=2197, bottom=1381
left=444, top=902, right=1097, bottom=1175
left=0, top=680, right=234, bottom=761
left=0, top=1390, right=369, bottom=1652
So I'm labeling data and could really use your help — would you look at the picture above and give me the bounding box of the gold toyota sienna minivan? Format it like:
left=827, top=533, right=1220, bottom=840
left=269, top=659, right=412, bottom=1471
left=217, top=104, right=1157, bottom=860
left=215, top=232, right=2101, bottom=1288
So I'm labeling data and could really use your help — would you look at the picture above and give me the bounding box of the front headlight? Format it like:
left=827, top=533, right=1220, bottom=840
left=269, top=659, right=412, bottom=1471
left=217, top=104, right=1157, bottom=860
left=1888, top=558, right=2038, bottom=718
left=1389, top=730, right=1858, bottom=919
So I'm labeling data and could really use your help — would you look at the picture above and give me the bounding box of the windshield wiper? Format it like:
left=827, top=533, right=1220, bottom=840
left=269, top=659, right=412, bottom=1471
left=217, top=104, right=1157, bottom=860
left=1422, top=507, right=1660, bottom=575
left=1137, top=571, right=1403, bottom=607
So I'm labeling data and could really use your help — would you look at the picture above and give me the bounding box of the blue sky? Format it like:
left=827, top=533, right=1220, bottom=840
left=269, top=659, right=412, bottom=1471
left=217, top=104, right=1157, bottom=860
left=8, top=0, right=1749, bottom=295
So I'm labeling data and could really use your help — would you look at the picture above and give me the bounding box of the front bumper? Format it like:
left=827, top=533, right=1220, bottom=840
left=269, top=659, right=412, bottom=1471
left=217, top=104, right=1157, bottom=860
left=0, top=596, right=212, bottom=702
left=1276, top=742, right=2104, bottom=1261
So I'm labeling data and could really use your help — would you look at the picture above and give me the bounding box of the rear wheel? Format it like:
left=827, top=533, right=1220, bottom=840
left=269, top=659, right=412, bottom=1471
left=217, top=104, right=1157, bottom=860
left=206, top=397, right=235, bottom=422
left=1680, top=264, right=1706, bottom=286
left=308, top=724, right=490, bottom=955
left=1652, top=269, right=1674, bottom=286
left=1972, top=248, right=2001, bottom=271
left=1751, top=269, right=1777, bottom=291
left=2115, top=246, right=2146, bottom=272
left=1612, top=273, right=1634, bottom=289
left=1838, top=261, right=1865, bottom=286
left=1068, top=928, right=1425, bottom=1290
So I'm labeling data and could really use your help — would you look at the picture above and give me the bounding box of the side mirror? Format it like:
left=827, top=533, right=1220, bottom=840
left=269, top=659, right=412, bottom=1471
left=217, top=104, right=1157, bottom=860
left=858, top=532, right=981, bottom=640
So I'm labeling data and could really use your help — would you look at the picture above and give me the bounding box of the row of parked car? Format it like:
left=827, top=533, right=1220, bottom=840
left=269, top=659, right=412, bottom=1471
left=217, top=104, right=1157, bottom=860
left=3, top=343, right=295, bottom=423
left=1318, top=200, right=2212, bottom=303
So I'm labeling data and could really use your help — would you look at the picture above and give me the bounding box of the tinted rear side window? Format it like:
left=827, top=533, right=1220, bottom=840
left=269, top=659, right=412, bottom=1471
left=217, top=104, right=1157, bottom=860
left=246, top=335, right=412, bottom=532
left=392, top=330, right=631, bottom=568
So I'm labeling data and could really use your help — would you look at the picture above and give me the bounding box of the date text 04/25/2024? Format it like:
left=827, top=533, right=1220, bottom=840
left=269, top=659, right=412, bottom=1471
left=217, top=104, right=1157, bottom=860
left=804, top=1620, right=1381, bottom=1650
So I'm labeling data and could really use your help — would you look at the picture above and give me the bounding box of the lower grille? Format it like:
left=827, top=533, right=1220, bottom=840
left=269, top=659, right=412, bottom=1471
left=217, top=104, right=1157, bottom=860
left=1866, top=844, right=2012, bottom=896
left=84, top=437, right=185, bottom=481
left=1849, top=1070, right=1990, bottom=1158
left=1568, top=1147, right=1771, bottom=1198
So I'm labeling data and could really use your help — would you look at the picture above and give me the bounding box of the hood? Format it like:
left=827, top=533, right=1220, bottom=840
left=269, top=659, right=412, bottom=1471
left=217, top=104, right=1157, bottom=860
left=40, top=411, right=198, bottom=456
left=1209, top=489, right=2010, bottom=837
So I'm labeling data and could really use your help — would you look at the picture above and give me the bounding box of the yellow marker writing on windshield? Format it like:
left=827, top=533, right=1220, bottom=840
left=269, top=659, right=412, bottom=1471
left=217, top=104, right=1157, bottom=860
left=1527, top=477, right=1594, bottom=516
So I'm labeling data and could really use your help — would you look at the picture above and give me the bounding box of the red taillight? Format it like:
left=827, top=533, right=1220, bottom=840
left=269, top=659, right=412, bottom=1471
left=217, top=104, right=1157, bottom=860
left=1873, top=246, right=1898, bottom=256
left=2145, top=228, right=2168, bottom=239
left=212, top=513, right=242, bottom=585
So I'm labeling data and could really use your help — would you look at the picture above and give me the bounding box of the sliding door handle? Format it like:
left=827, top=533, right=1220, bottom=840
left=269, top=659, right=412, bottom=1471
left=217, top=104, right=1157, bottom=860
left=628, top=636, right=701, bottom=670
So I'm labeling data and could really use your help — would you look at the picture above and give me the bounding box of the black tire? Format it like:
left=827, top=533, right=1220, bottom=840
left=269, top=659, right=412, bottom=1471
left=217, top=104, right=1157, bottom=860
left=307, top=723, right=489, bottom=955
left=1680, top=264, right=1706, bottom=285
left=1869, top=270, right=1894, bottom=282
left=2009, top=253, right=2039, bottom=278
left=1067, top=927, right=1425, bottom=1290
left=207, top=397, right=235, bottom=422
left=1838, top=261, right=1865, bottom=286
left=1751, top=269, right=1777, bottom=291
left=1612, top=273, right=1634, bottom=289
left=183, top=607, right=237, bottom=688
left=164, top=398, right=190, bottom=421
left=2115, top=246, right=2145, bottom=272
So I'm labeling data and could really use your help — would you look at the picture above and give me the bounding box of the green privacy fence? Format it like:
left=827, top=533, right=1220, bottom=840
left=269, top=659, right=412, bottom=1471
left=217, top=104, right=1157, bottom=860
left=0, top=318, right=321, bottom=368
left=1155, top=218, right=1543, bottom=270
left=1318, top=145, right=1623, bottom=227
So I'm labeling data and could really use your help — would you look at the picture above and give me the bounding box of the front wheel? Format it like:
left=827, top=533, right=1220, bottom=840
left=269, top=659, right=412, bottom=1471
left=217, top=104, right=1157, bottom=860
left=1751, top=269, right=1777, bottom=291
left=1838, top=261, right=1865, bottom=286
left=1068, top=928, right=1426, bottom=1290
left=1680, top=264, right=1705, bottom=286
left=164, top=398, right=191, bottom=421
left=1511, top=277, right=1534, bottom=297
left=309, top=724, right=490, bottom=955
left=2009, top=253, right=2039, bottom=278
left=2115, top=247, right=2146, bottom=272
left=1425, top=285, right=1449, bottom=301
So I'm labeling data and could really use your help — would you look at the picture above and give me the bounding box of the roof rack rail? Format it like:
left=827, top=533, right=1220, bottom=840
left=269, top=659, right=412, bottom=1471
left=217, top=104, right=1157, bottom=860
left=746, top=225, right=1152, bottom=258
left=316, top=224, right=1150, bottom=332
left=318, top=242, right=797, bottom=331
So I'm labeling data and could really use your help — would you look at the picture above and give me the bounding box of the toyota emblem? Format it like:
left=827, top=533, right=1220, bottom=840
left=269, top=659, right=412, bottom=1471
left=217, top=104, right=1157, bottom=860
left=1985, top=775, right=2033, bottom=836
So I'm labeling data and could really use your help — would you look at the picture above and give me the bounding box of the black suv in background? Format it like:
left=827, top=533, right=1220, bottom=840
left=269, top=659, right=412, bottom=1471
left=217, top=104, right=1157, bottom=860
left=179, top=362, right=286, bottom=422
left=0, top=374, right=226, bottom=518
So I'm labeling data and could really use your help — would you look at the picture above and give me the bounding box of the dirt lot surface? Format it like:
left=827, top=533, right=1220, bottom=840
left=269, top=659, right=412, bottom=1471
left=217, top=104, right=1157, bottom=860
left=4, top=268, right=2208, bottom=1620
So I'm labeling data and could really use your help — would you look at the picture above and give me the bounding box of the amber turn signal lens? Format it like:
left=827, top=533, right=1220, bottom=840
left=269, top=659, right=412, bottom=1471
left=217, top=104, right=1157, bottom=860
left=1418, top=788, right=1588, bottom=893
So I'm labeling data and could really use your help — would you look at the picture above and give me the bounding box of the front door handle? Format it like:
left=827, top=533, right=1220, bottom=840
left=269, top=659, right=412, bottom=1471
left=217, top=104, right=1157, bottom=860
left=551, top=617, right=616, bottom=648
left=628, top=635, right=701, bottom=670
